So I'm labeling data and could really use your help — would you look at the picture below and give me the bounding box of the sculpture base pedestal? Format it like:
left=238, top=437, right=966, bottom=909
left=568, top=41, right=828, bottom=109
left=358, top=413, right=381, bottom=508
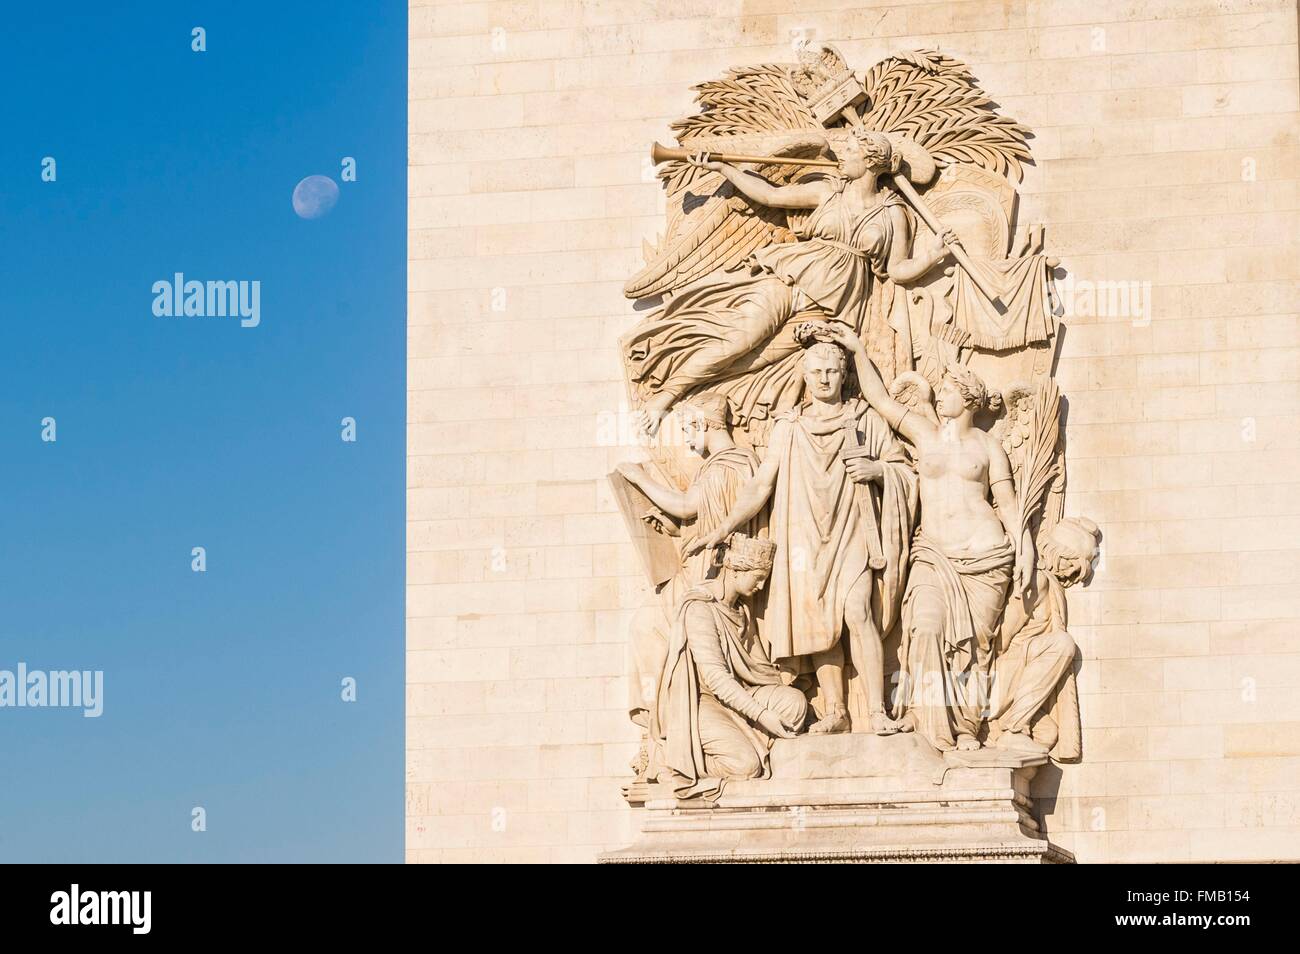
left=601, top=734, right=1073, bottom=864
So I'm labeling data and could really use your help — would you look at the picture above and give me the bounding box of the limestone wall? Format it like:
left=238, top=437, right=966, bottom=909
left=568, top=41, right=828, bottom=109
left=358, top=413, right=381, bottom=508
left=407, top=0, right=1300, bottom=863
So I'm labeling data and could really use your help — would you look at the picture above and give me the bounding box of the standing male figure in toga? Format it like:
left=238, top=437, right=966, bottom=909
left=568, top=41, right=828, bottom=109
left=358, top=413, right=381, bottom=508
left=690, top=325, right=918, bottom=734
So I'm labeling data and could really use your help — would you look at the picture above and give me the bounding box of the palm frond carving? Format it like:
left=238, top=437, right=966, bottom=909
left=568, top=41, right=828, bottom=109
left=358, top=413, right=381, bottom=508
left=627, top=47, right=1034, bottom=301
left=1013, top=379, right=1063, bottom=542
left=626, top=62, right=821, bottom=299
left=661, top=65, right=819, bottom=193
left=860, top=49, right=1032, bottom=181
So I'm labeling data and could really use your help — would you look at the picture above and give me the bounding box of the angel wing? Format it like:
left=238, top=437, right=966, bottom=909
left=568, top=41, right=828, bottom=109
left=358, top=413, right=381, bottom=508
left=889, top=371, right=940, bottom=427
left=856, top=49, right=1032, bottom=182
left=991, top=382, right=1035, bottom=465
left=625, top=64, right=827, bottom=300
left=627, top=49, right=1033, bottom=301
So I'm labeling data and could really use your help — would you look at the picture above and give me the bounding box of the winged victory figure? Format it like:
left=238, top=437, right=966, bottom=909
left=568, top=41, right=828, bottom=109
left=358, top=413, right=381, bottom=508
left=623, top=45, right=1032, bottom=440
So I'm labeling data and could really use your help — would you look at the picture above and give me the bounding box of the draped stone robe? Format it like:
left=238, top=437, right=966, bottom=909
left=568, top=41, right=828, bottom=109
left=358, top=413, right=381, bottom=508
left=897, top=536, right=1014, bottom=751
left=653, top=587, right=806, bottom=799
left=988, top=570, right=1082, bottom=760
left=760, top=398, right=918, bottom=679
left=623, top=182, right=914, bottom=426
left=679, top=446, right=764, bottom=583
left=627, top=447, right=761, bottom=722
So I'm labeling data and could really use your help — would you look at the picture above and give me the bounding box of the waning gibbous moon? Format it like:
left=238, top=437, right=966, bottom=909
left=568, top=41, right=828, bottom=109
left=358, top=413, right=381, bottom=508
left=292, top=175, right=340, bottom=219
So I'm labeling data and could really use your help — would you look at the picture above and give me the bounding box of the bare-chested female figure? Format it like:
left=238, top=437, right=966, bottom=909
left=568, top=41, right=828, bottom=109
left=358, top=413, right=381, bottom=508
left=827, top=325, right=1033, bottom=751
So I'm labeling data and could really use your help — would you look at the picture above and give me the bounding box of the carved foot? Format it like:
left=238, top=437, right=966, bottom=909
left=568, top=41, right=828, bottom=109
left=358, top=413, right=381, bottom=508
left=868, top=711, right=904, bottom=736
left=809, top=705, right=850, bottom=735
left=955, top=733, right=981, bottom=751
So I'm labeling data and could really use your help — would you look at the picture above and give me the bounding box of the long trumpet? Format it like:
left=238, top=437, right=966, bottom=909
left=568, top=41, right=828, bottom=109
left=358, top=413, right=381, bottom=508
left=649, top=141, right=1003, bottom=306
left=650, top=141, right=838, bottom=168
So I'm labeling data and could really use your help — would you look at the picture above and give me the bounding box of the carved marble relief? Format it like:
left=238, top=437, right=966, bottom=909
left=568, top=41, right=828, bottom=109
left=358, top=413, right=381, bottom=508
left=611, top=44, right=1094, bottom=798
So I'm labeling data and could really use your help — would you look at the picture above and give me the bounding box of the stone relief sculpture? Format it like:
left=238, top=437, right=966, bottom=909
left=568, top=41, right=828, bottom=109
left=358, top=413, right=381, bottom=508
left=653, top=534, right=807, bottom=798
left=686, top=324, right=917, bottom=736
left=843, top=329, right=1030, bottom=752
left=614, top=392, right=762, bottom=777
left=624, top=126, right=954, bottom=437
left=610, top=44, right=1095, bottom=800
left=622, top=46, right=1035, bottom=438
left=987, top=516, right=1101, bottom=759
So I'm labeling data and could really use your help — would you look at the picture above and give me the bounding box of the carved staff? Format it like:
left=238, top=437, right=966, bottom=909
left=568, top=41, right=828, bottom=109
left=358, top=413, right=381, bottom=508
left=887, top=173, right=1001, bottom=307
left=649, top=141, right=1004, bottom=306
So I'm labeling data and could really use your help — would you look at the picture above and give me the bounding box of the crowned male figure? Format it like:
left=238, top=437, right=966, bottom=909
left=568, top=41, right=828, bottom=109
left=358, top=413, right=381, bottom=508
left=691, top=325, right=918, bottom=734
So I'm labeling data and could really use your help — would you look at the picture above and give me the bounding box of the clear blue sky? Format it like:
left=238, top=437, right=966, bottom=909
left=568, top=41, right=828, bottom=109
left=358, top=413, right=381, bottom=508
left=0, top=2, right=405, bottom=861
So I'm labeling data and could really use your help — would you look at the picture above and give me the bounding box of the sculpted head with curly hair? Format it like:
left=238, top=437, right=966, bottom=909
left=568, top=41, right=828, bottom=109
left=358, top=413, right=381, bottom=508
left=935, top=363, right=1000, bottom=421
left=837, top=128, right=900, bottom=182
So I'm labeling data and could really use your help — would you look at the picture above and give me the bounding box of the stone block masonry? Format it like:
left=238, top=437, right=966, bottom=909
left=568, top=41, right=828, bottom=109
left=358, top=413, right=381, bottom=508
left=408, top=0, right=1300, bottom=863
